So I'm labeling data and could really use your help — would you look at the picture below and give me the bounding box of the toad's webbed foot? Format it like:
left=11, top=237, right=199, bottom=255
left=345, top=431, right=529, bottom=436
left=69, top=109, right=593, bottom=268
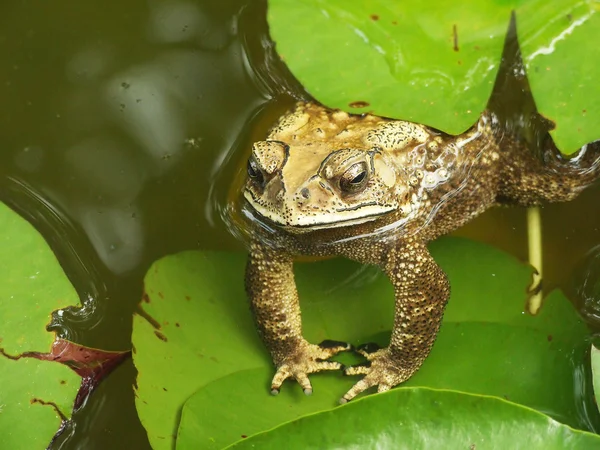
left=270, top=339, right=351, bottom=395
left=341, top=344, right=414, bottom=403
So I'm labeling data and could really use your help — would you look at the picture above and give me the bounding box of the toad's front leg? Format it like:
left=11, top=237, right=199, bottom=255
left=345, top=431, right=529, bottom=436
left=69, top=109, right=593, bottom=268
left=246, top=242, right=350, bottom=395
left=342, top=240, right=450, bottom=402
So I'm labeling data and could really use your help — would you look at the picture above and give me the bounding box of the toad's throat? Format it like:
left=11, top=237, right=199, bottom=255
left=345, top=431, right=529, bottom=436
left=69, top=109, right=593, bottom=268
left=243, top=190, right=393, bottom=231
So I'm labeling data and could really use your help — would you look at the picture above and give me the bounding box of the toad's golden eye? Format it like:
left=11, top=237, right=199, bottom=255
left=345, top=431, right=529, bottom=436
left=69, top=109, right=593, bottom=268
left=339, top=162, right=369, bottom=194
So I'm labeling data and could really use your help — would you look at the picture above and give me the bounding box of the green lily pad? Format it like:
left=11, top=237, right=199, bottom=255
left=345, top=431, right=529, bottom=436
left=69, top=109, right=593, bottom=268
left=268, top=0, right=512, bottom=134
left=0, top=202, right=80, bottom=448
left=267, top=0, right=600, bottom=154
left=225, top=388, right=600, bottom=449
left=0, top=202, right=79, bottom=356
left=133, top=237, right=594, bottom=449
left=0, top=200, right=129, bottom=448
left=518, top=0, right=600, bottom=153
left=132, top=252, right=268, bottom=448
left=0, top=357, right=77, bottom=449
left=176, top=368, right=356, bottom=449
left=591, top=344, right=600, bottom=411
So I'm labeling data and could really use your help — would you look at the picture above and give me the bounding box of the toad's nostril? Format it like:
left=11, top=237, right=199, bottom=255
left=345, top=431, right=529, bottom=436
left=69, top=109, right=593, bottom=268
left=300, top=187, right=310, bottom=199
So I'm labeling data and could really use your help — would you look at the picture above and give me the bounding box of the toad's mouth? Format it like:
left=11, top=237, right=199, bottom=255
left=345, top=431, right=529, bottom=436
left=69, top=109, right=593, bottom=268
left=243, top=189, right=393, bottom=232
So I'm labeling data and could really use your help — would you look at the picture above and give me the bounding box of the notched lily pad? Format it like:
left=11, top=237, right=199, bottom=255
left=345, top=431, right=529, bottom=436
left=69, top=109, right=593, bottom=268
left=267, top=0, right=600, bottom=154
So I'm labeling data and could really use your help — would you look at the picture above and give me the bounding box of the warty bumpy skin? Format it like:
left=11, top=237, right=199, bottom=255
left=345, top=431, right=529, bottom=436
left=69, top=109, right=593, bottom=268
left=241, top=102, right=600, bottom=403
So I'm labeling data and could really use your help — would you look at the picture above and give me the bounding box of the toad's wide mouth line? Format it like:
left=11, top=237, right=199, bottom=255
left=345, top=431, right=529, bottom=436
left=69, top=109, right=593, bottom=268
left=243, top=190, right=392, bottom=231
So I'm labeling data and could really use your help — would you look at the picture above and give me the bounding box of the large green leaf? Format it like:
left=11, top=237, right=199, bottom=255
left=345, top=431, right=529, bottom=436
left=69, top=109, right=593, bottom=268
left=518, top=0, right=600, bottom=153
left=267, top=0, right=600, bottom=154
left=0, top=202, right=80, bottom=448
left=175, top=368, right=356, bottom=449
left=227, top=388, right=600, bottom=449
left=0, top=203, right=79, bottom=355
left=174, top=288, right=589, bottom=448
left=132, top=252, right=269, bottom=449
left=133, top=237, right=594, bottom=449
left=268, top=0, right=512, bottom=134
left=0, top=358, right=78, bottom=449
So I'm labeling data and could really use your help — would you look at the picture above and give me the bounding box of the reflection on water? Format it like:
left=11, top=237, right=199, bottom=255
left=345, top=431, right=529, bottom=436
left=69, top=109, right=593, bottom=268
left=0, top=0, right=599, bottom=448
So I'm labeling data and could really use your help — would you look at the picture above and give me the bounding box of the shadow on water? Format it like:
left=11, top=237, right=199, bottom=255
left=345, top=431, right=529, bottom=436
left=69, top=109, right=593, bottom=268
left=0, top=0, right=599, bottom=448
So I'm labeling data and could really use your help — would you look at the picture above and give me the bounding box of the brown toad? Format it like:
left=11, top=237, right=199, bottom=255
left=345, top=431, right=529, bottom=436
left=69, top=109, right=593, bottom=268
left=241, top=101, right=600, bottom=403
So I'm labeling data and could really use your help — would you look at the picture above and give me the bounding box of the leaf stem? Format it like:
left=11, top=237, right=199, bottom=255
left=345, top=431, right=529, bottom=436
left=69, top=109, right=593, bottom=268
left=526, top=207, right=543, bottom=314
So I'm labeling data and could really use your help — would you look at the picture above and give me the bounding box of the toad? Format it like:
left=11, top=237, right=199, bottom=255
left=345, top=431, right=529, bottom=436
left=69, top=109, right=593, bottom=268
left=241, top=102, right=599, bottom=403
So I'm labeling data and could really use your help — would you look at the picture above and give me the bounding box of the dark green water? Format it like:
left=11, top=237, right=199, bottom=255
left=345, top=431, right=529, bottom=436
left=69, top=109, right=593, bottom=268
left=1, top=1, right=599, bottom=448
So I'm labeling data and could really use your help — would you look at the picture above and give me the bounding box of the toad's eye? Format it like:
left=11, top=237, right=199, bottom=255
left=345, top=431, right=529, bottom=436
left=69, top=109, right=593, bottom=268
left=247, top=157, right=264, bottom=185
left=339, top=162, right=369, bottom=194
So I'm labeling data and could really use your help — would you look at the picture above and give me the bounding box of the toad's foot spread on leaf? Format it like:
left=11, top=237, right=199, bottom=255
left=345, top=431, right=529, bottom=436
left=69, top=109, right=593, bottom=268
left=271, top=340, right=351, bottom=396
left=341, top=345, right=413, bottom=403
